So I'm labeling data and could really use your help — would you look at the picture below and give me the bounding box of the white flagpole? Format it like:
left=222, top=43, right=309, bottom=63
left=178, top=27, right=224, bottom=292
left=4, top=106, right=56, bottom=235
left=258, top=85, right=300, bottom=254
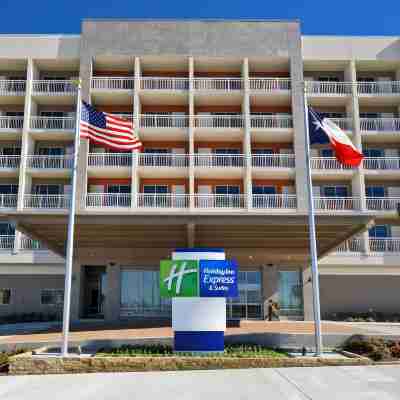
left=61, top=80, right=82, bottom=357
left=301, top=82, right=323, bottom=356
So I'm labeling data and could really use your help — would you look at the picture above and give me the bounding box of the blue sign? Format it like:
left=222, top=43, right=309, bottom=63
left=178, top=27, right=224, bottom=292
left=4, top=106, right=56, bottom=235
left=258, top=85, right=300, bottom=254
left=199, top=260, right=238, bottom=298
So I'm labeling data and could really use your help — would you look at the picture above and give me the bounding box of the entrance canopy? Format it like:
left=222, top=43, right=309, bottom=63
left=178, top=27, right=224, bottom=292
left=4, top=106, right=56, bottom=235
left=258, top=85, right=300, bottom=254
left=3, top=212, right=378, bottom=264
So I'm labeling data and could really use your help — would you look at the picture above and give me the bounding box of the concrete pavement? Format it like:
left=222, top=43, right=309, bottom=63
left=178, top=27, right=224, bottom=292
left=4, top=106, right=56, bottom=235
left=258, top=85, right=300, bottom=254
left=1, top=366, right=400, bottom=399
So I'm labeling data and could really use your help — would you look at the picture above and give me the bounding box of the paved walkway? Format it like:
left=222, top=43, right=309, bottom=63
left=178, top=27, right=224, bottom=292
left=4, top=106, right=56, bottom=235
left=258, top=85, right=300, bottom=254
left=2, top=366, right=400, bottom=399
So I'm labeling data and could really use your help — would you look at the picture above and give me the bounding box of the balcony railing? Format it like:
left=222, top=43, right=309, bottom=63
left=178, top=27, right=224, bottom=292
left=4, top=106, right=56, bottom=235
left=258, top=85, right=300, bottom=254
left=314, top=197, right=360, bottom=211
left=306, top=81, right=352, bottom=95
left=0, top=80, right=26, bottom=95
left=311, top=157, right=354, bottom=170
left=194, top=194, right=245, bottom=209
left=137, top=194, right=189, bottom=208
left=252, top=194, right=297, bottom=209
left=329, top=118, right=353, bottom=131
left=335, top=238, right=364, bottom=253
left=0, top=116, right=24, bottom=130
left=194, top=154, right=244, bottom=167
left=193, top=78, right=243, bottom=91
left=91, top=77, right=134, bottom=90
left=20, top=236, right=45, bottom=250
left=360, top=118, right=400, bottom=132
left=250, top=115, right=293, bottom=129
left=24, top=194, right=70, bottom=209
left=366, top=197, right=400, bottom=211
left=30, top=116, right=75, bottom=130
left=363, top=157, right=400, bottom=170
left=140, top=77, right=189, bottom=90
left=32, top=80, right=76, bottom=94
left=357, top=81, right=400, bottom=95
left=0, top=235, right=14, bottom=249
left=252, top=154, right=295, bottom=168
left=88, top=153, right=132, bottom=167
left=140, top=114, right=189, bottom=129
left=0, top=194, right=17, bottom=208
left=194, top=115, right=243, bottom=129
left=87, top=193, right=131, bottom=208
left=139, top=153, right=189, bottom=167
left=0, top=156, right=20, bottom=169
left=249, top=78, right=291, bottom=91
left=27, top=155, right=73, bottom=169
left=369, top=238, right=400, bottom=253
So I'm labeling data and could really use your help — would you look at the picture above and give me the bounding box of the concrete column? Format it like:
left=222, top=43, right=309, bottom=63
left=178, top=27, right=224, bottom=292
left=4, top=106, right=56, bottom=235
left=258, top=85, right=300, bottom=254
left=70, top=262, right=83, bottom=322
left=17, top=58, right=34, bottom=211
left=242, top=58, right=252, bottom=210
left=302, top=266, right=314, bottom=321
left=132, top=56, right=141, bottom=209
left=12, top=230, right=21, bottom=255
left=104, top=264, right=121, bottom=322
left=188, top=57, right=195, bottom=209
left=262, top=265, right=279, bottom=319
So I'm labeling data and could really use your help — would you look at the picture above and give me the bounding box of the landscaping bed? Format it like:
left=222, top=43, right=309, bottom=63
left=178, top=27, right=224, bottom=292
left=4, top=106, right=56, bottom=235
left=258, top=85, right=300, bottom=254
left=0, top=350, right=27, bottom=373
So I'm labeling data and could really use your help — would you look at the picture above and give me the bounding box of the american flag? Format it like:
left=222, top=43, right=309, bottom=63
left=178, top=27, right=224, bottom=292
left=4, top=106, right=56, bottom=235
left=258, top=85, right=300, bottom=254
left=80, top=101, right=142, bottom=151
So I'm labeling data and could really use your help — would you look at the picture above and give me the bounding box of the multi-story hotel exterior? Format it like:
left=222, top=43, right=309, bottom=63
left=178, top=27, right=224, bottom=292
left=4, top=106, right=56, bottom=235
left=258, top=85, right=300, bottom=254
left=0, top=20, right=398, bottom=323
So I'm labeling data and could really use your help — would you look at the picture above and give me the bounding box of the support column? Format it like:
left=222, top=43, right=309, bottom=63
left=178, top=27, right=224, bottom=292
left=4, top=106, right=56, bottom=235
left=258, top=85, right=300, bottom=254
left=132, top=56, right=141, bottom=209
left=104, top=264, right=121, bottom=323
left=302, top=266, right=314, bottom=321
left=188, top=57, right=195, bottom=210
left=70, top=262, right=83, bottom=322
left=262, top=266, right=279, bottom=319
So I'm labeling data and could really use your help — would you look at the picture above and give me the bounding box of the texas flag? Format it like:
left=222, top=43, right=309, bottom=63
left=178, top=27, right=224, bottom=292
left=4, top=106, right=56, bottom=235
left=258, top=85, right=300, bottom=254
left=308, top=107, right=364, bottom=167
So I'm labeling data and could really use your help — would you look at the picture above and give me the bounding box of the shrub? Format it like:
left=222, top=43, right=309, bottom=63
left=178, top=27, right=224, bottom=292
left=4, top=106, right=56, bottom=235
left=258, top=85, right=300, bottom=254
left=344, top=335, right=398, bottom=361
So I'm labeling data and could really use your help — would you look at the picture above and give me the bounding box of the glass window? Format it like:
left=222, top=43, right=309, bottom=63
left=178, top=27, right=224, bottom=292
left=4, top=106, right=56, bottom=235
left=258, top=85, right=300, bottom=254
left=0, top=184, right=18, bottom=194
left=38, top=147, right=64, bottom=156
left=323, top=186, right=348, bottom=197
left=278, top=270, right=303, bottom=317
left=321, top=149, right=334, bottom=158
left=0, top=223, right=15, bottom=235
left=369, top=225, right=391, bottom=238
left=41, top=289, right=64, bottom=305
left=0, top=289, right=11, bottom=305
left=107, top=185, right=131, bottom=194
left=143, top=185, right=168, bottom=194
left=215, top=185, right=240, bottom=195
left=34, top=185, right=62, bottom=195
left=252, top=186, right=276, bottom=195
left=364, top=149, right=384, bottom=158
left=366, top=186, right=385, bottom=198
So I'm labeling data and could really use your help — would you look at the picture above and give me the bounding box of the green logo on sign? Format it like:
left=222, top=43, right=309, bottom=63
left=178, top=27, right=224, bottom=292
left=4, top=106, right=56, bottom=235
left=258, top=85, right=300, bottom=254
left=160, top=260, right=199, bottom=298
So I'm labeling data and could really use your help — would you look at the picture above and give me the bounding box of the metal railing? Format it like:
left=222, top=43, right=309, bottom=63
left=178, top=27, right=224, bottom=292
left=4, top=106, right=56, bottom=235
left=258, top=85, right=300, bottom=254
left=251, top=154, right=295, bottom=168
left=0, top=156, right=20, bottom=168
left=24, top=194, right=70, bottom=209
left=314, top=197, right=361, bottom=211
left=20, top=236, right=45, bottom=250
left=252, top=194, right=297, bottom=209
left=91, top=77, right=135, bottom=90
left=86, top=193, right=132, bottom=208
left=363, top=157, right=400, bottom=170
left=357, top=81, right=400, bottom=95
left=194, top=115, right=243, bottom=128
left=140, top=77, right=189, bottom=90
left=335, top=238, right=364, bottom=253
left=88, top=153, right=132, bottom=167
left=249, top=78, right=291, bottom=91
left=0, top=80, right=26, bottom=94
left=366, top=197, right=400, bottom=211
left=306, top=81, right=352, bottom=95
left=369, top=238, right=400, bottom=253
left=194, top=194, right=245, bottom=209
left=140, top=114, right=189, bottom=128
left=193, top=78, right=243, bottom=91
left=360, top=118, right=400, bottom=132
left=250, top=115, right=293, bottom=129
left=0, top=235, right=14, bottom=249
left=0, top=116, right=24, bottom=130
left=32, top=80, right=76, bottom=94
left=30, top=116, right=75, bottom=130
left=139, top=153, right=189, bottom=167
left=194, top=154, right=244, bottom=167
left=0, top=194, right=17, bottom=208
left=329, top=118, right=353, bottom=131
left=27, top=155, right=73, bottom=169
left=137, top=194, right=189, bottom=208
left=311, top=157, right=354, bottom=170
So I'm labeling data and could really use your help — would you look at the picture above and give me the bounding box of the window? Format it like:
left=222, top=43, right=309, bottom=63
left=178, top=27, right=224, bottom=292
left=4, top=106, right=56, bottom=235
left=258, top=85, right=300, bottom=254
left=0, top=223, right=15, bottom=236
left=318, top=76, right=340, bottom=82
left=323, top=186, right=348, bottom=197
left=366, top=186, right=385, bottom=198
left=214, top=148, right=242, bottom=166
left=40, top=111, right=65, bottom=118
left=369, top=225, right=391, bottom=238
left=215, top=185, right=240, bottom=195
left=252, top=186, right=276, bottom=195
left=34, top=184, right=62, bottom=195
left=0, top=184, right=18, bottom=194
left=107, top=185, right=131, bottom=194
left=279, top=271, right=303, bottom=317
left=142, top=185, right=169, bottom=207
left=321, top=149, right=334, bottom=158
left=38, top=147, right=64, bottom=156
left=41, top=289, right=64, bottom=305
left=0, top=289, right=11, bottom=305
left=143, top=185, right=168, bottom=194
left=363, top=149, right=384, bottom=158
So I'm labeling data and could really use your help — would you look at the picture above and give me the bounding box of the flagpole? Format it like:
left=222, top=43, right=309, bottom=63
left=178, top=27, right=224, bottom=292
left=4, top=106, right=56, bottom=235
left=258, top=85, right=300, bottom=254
left=61, top=80, right=82, bottom=357
left=301, top=82, right=323, bottom=356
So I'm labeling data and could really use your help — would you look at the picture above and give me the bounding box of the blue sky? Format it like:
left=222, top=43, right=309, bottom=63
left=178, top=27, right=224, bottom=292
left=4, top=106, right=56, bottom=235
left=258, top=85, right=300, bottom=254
left=0, top=0, right=399, bottom=36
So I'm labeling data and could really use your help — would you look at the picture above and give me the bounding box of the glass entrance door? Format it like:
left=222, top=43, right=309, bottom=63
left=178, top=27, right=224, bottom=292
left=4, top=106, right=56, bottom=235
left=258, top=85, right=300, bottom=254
left=83, top=267, right=106, bottom=318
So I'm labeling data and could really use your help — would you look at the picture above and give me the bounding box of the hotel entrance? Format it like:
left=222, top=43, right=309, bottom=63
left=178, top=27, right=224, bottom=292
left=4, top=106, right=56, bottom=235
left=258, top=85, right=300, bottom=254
left=83, top=266, right=107, bottom=319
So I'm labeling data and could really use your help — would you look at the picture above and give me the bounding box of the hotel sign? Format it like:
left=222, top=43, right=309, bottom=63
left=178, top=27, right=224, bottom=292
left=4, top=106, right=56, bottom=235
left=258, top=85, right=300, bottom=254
left=160, top=259, right=238, bottom=298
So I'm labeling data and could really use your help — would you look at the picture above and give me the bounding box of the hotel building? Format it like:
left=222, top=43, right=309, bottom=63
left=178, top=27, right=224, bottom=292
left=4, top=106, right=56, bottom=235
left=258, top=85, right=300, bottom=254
left=0, top=20, right=398, bottom=323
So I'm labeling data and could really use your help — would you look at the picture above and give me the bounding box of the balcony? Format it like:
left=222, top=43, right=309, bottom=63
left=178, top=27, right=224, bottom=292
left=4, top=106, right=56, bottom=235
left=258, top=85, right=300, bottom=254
left=252, top=194, right=297, bottom=210
left=23, top=194, right=70, bottom=209
left=87, top=193, right=131, bottom=208
left=91, top=77, right=134, bottom=90
left=194, top=194, right=246, bottom=209
left=329, top=118, right=353, bottom=132
left=250, top=114, right=293, bottom=141
left=20, top=236, right=46, bottom=251
left=27, top=155, right=73, bottom=169
left=29, top=117, right=75, bottom=139
left=139, top=153, right=189, bottom=168
left=32, top=80, right=76, bottom=95
left=139, top=114, right=188, bottom=140
left=357, top=81, right=400, bottom=96
left=194, top=154, right=244, bottom=168
left=0, top=155, right=20, bottom=169
left=314, top=197, right=361, bottom=212
left=0, top=80, right=26, bottom=97
left=369, top=238, right=400, bottom=253
left=0, top=116, right=24, bottom=136
left=193, top=78, right=243, bottom=91
left=306, top=82, right=352, bottom=106
left=252, top=154, right=295, bottom=168
left=366, top=197, right=400, bottom=211
left=140, top=77, right=189, bottom=91
left=0, top=194, right=18, bottom=208
left=88, top=153, right=132, bottom=167
left=0, top=235, right=14, bottom=250
left=249, top=78, right=291, bottom=92
left=311, top=157, right=354, bottom=172
left=334, top=238, right=365, bottom=253
left=137, top=194, right=189, bottom=209
left=363, top=157, right=400, bottom=170
left=194, top=114, right=243, bottom=129
left=91, top=77, right=135, bottom=104
left=360, top=118, right=400, bottom=141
